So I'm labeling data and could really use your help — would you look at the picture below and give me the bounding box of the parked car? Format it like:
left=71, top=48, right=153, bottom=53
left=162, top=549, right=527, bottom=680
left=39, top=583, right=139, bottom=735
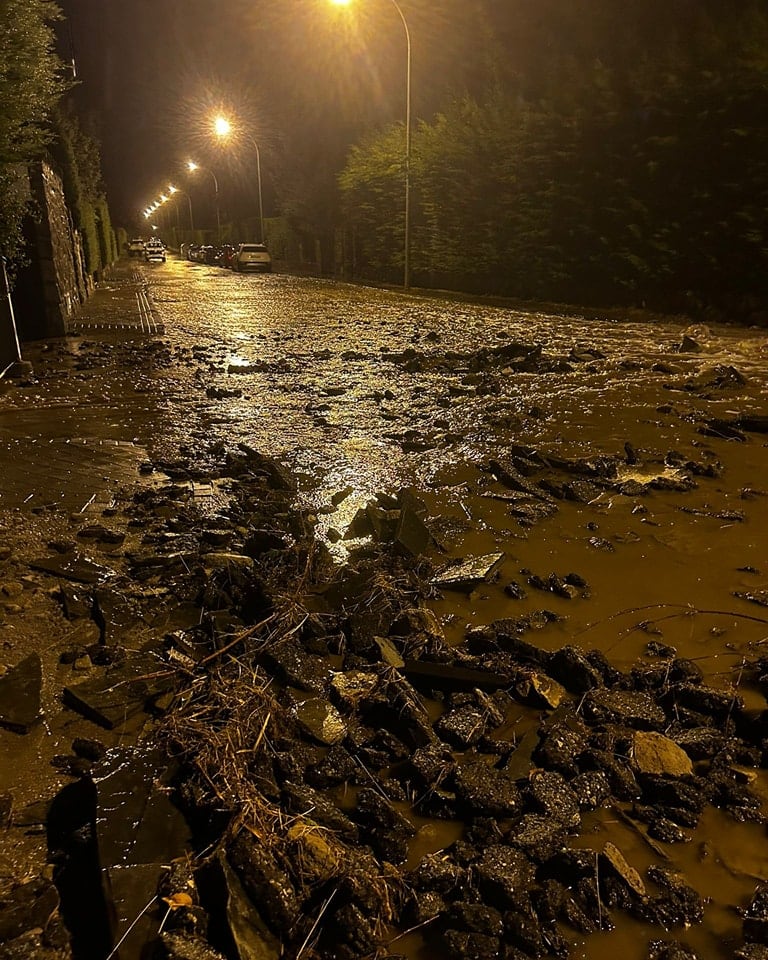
left=186, top=243, right=201, bottom=261
left=233, top=243, right=272, bottom=273
left=144, top=239, right=166, bottom=262
left=128, top=238, right=145, bottom=257
left=218, top=244, right=237, bottom=269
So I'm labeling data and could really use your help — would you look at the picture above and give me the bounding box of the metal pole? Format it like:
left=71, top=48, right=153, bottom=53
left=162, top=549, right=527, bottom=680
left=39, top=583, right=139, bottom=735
left=389, top=0, right=411, bottom=290
left=210, top=170, right=221, bottom=242
left=252, top=138, right=265, bottom=243
left=186, top=192, right=195, bottom=231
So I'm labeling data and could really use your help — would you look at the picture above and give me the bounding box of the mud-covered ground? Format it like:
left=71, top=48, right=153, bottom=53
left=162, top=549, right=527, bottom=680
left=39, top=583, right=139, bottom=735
left=1, top=258, right=767, bottom=960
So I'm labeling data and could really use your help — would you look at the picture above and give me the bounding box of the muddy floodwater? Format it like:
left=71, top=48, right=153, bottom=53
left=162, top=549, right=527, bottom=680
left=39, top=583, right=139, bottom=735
left=1, top=257, right=768, bottom=960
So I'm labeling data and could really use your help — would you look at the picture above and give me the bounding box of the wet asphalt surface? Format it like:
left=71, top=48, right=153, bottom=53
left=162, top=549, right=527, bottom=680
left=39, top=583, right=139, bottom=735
left=2, top=255, right=768, bottom=959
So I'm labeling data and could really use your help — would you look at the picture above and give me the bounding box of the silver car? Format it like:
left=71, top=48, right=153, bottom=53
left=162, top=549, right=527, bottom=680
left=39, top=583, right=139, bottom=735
left=233, top=243, right=272, bottom=273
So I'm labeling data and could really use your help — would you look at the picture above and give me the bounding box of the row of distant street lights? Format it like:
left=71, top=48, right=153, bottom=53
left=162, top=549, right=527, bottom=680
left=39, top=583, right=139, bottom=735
left=142, top=0, right=412, bottom=288
left=142, top=114, right=263, bottom=244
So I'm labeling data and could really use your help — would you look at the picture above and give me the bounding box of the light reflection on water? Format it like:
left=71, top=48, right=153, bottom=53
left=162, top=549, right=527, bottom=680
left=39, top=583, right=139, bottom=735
left=148, top=264, right=768, bottom=959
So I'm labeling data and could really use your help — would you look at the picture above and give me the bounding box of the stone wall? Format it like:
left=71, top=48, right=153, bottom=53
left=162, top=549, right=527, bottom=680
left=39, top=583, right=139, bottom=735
left=13, top=161, right=86, bottom=341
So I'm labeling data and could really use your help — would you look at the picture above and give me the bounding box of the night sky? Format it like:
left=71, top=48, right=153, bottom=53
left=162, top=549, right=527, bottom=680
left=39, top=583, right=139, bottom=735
left=56, top=0, right=496, bottom=229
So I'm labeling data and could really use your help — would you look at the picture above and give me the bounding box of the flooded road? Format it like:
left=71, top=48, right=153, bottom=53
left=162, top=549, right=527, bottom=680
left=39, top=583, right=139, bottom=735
left=146, top=258, right=768, bottom=959
left=1, top=255, right=768, bottom=959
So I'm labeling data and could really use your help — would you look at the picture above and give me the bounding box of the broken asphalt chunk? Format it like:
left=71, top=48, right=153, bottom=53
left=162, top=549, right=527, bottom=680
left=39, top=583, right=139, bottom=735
left=292, top=698, right=346, bottom=745
left=63, top=652, right=175, bottom=728
left=0, top=654, right=42, bottom=733
left=432, top=553, right=505, bottom=592
left=29, top=553, right=115, bottom=585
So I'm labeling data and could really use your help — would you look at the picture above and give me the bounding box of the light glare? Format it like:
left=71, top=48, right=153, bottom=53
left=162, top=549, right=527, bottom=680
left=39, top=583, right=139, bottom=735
left=214, top=115, right=232, bottom=138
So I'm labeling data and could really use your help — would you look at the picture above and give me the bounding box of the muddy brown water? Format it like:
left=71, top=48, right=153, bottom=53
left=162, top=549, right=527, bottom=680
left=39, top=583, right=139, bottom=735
left=1, top=257, right=768, bottom=958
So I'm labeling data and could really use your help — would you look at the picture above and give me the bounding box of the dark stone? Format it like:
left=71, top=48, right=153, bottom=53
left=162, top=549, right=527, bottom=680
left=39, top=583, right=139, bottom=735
left=582, top=688, right=666, bottom=730
left=29, top=553, right=114, bottom=584
left=570, top=771, right=612, bottom=811
left=436, top=704, right=494, bottom=749
left=282, top=783, right=359, bottom=842
left=361, top=675, right=436, bottom=749
left=534, top=713, right=590, bottom=776
left=664, top=682, right=744, bottom=720
left=509, top=814, right=569, bottom=862
left=453, top=760, right=521, bottom=817
left=404, top=890, right=446, bottom=926
left=647, top=940, right=699, bottom=959
left=71, top=738, right=106, bottom=763
left=548, top=646, right=603, bottom=693
left=292, top=698, right=346, bottom=746
left=442, top=930, right=501, bottom=959
left=645, top=866, right=705, bottom=928
left=404, top=659, right=514, bottom=692
left=639, top=776, right=704, bottom=816
left=668, top=727, right=726, bottom=761
left=327, top=902, right=382, bottom=957
left=305, top=744, right=359, bottom=789
left=474, top=845, right=535, bottom=908
left=263, top=638, right=332, bottom=694
left=503, top=902, right=547, bottom=957
left=160, top=932, right=228, bottom=960
left=737, top=945, right=768, bottom=959
left=448, top=902, right=504, bottom=936
left=743, top=880, right=768, bottom=946
left=409, top=742, right=455, bottom=789
left=63, top=652, right=176, bottom=729
left=0, top=655, right=42, bottom=733
left=535, top=879, right=598, bottom=935
left=409, top=852, right=465, bottom=894
left=243, top=529, right=290, bottom=557
left=354, top=787, right=415, bottom=864
left=647, top=817, right=690, bottom=844
left=0, top=877, right=60, bottom=943
left=226, top=832, right=298, bottom=934
left=582, top=749, right=641, bottom=801
left=527, top=770, right=581, bottom=828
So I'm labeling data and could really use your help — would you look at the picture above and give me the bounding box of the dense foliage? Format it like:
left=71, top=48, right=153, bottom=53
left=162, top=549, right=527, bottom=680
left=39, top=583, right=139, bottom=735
left=0, top=0, right=67, bottom=263
left=338, top=0, right=768, bottom=317
left=54, top=109, right=117, bottom=278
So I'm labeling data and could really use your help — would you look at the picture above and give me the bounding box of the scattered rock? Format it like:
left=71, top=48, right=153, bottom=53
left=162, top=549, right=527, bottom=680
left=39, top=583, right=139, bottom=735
left=632, top=731, right=694, bottom=778
left=0, top=654, right=42, bottom=733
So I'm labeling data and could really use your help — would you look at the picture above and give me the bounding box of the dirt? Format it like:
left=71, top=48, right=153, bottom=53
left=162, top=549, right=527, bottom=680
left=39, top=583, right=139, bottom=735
left=1, top=260, right=768, bottom=960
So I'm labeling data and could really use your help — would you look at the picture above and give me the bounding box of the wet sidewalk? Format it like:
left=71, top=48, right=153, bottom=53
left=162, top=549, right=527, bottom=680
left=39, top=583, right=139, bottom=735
left=64, top=259, right=163, bottom=337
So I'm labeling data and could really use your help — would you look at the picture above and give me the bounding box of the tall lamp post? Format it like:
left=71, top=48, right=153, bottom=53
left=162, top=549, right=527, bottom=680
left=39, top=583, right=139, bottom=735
left=169, top=184, right=195, bottom=231
left=213, top=115, right=265, bottom=244
left=187, top=161, right=220, bottom=242
left=331, top=0, right=411, bottom=290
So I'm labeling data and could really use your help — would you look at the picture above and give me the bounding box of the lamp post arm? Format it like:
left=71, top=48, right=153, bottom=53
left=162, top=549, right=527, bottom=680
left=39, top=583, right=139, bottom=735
left=248, top=135, right=265, bottom=243
left=388, top=0, right=411, bottom=289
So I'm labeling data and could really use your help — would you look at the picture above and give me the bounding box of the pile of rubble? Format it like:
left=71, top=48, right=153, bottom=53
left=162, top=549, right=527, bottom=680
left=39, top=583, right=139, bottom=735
left=2, top=444, right=768, bottom=960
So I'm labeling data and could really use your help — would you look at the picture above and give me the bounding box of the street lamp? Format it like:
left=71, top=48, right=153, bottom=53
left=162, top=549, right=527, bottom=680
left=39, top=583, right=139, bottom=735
left=331, top=0, right=412, bottom=289
left=169, top=184, right=195, bottom=231
left=212, top=114, right=265, bottom=244
left=187, top=160, right=220, bottom=242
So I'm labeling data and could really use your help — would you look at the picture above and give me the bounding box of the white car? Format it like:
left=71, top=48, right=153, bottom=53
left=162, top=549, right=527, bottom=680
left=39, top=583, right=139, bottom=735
left=144, top=240, right=166, bottom=263
left=128, top=238, right=145, bottom=257
left=233, top=243, right=272, bottom=273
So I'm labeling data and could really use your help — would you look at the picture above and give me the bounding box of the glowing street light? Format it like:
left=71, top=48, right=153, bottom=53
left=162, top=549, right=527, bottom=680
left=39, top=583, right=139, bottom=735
left=169, top=183, right=195, bottom=231
left=212, top=114, right=264, bottom=243
left=331, top=0, right=412, bottom=289
left=214, top=115, right=231, bottom=138
left=187, top=160, right=220, bottom=241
